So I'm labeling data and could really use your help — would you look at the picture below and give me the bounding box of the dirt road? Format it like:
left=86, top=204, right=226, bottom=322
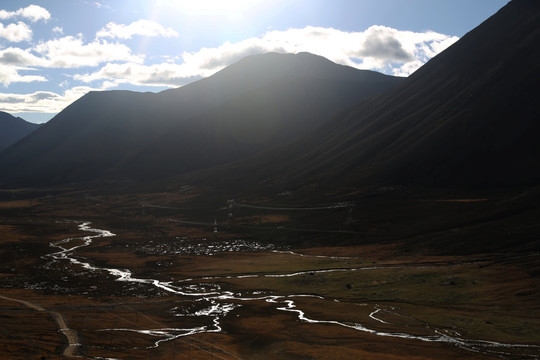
left=0, top=294, right=80, bottom=357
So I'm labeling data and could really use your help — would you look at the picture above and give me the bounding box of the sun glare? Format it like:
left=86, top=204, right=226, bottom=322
left=168, top=0, right=259, bottom=14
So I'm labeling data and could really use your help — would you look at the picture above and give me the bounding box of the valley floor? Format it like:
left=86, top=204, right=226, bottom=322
left=0, top=187, right=539, bottom=360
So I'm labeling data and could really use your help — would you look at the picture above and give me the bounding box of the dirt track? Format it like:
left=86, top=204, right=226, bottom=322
left=0, top=294, right=80, bottom=357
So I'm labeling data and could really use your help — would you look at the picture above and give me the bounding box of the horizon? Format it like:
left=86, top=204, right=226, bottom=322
left=0, top=0, right=508, bottom=124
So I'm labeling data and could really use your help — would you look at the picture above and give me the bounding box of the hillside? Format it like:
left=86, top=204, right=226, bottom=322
left=0, top=53, right=402, bottom=186
left=199, top=0, right=540, bottom=195
left=0, top=112, right=39, bottom=151
left=299, top=0, right=540, bottom=188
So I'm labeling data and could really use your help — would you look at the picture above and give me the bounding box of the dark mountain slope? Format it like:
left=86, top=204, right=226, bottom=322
left=219, top=0, right=540, bottom=193
left=121, top=68, right=400, bottom=180
left=159, top=52, right=397, bottom=102
left=0, top=52, right=402, bottom=186
left=0, top=91, right=167, bottom=184
left=0, top=112, right=39, bottom=151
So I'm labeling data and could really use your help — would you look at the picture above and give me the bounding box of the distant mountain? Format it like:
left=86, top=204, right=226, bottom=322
left=0, top=52, right=403, bottom=186
left=120, top=55, right=401, bottom=180
left=0, top=112, right=39, bottom=151
left=207, top=0, right=540, bottom=194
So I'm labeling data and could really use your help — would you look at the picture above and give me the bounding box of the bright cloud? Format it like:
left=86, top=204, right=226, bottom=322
left=0, top=21, right=32, bottom=42
left=34, top=35, right=143, bottom=68
left=76, top=25, right=458, bottom=88
left=0, top=66, right=46, bottom=86
left=0, top=4, right=50, bottom=22
left=96, top=20, right=179, bottom=39
left=52, top=26, right=63, bottom=35
left=0, top=36, right=143, bottom=69
left=0, top=46, right=47, bottom=86
left=0, top=47, right=45, bottom=66
left=74, top=62, right=202, bottom=87
left=181, top=25, right=459, bottom=76
left=0, top=17, right=459, bottom=116
left=0, top=83, right=115, bottom=113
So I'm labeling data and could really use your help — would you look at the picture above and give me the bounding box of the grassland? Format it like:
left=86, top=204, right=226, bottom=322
left=0, top=186, right=538, bottom=359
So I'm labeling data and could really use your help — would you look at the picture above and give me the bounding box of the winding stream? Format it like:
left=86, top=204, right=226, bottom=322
left=46, top=222, right=540, bottom=359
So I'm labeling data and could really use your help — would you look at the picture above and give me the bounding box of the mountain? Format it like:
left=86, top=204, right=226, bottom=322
left=120, top=58, right=401, bottom=180
left=0, top=52, right=402, bottom=186
left=0, top=112, right=40, bottom=151
left=206, top=0, right=540, bottom=194
left=158, top=0, right=540, bottom=256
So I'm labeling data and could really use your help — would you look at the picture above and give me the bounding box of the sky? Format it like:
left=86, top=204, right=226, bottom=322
left=0, top=0, right=508, bottom=124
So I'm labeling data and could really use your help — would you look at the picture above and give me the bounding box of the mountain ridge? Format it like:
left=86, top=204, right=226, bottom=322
left=174, top=0, right=539, bottom=197
left=0, top=112, right=40, bottom=152
left=0, top=52, right=403, bottom=186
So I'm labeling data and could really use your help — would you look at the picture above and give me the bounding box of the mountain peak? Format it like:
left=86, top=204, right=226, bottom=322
left=203, top=51, right=397, bottom=93
left=0, top=112, right=40, bottom=151
left=237, top=51, right=331, bottom=64
left=238, top=0, right=540, bottom=188
left=0, top=53, right=402, bottom=186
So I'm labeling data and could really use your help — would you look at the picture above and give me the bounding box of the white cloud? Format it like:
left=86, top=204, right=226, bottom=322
left=4, top=24, right=459, bottom=115
left=96, top=20, right=178, bottom=39
left=0, top=66, right=46, bottom=86
left=0, top=21, right=32, bottom=42
left=52, top=26, right=64, bottom=35
left=74, top=25, right=458, bottom=89
left=256, top=25, right=458, bottom=76
left=353, top=26, right=414, bottom=62
left=18, top=4, right=51, bottom=22
left=0, top=4, right=50, bottom=23
left=34, top=35, right=144, bottom=68
left=0, top=36, right=143, bottom=69
left=0, top=47, right=45, bottom=66
left=180, top=38, right=287, bottom=74
left=91, top=2, right=110, bottom=9
left=174, top=25, right=458, bottom=82
left=0, top=84, right=112, bottom=113
left=74, top=62, right=202, bottom=87
left=0, top=47, right=47, bottom=86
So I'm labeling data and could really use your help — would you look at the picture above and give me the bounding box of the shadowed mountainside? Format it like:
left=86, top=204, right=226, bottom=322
left=0, top=53, right=402, bottom=186
left=0, top=112, right=40, bottom=152
left=189, top=0, right=540, bottom=195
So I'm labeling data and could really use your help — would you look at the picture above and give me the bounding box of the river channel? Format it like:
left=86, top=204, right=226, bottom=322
left=44, top=221, right=539, bottom=359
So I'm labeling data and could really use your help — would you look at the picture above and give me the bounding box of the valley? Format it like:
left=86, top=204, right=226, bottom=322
left=1, top=187, right=538, bottom=360
left=0, top=2, right=538, bottom=359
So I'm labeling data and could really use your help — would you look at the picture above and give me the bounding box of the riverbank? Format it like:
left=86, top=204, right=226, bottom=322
left=0, top=213, right=538, bottom=359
